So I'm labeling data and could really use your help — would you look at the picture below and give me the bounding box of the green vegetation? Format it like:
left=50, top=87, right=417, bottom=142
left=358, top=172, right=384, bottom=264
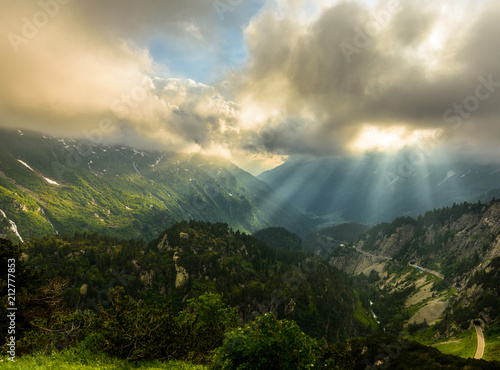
left=253, top=227, right=303, bottom=252
left=484, top=323, right=500, bottom=361
left=12, top=221, right=368, bottom=343
left=429, top=328, right=478, bottom=359
left=0, top=128, right=316, bottom=243
left=3, top=195, right=500, bottom=367
left=2, top=346, right=206, bottom=369
left=322, top=334, right=500, bottom=369
left=212, top=313, right=324, bottom=369
left=436, top=257, right=500, bottom=333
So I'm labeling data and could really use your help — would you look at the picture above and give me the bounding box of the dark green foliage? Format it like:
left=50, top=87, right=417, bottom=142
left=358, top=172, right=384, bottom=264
left=0, top=238, right=44, bottom=348
left=99, top=287, right=179, bottom=360
left=18, top=220, right=368, bottom=347
left=368, top=272, right=416, bottom=334
left=211, top=313, right=322, bottom=369
left=253, top=227, right=303, bottom=252
left=437, top=257, right=500, bottom=333
left=321, top=334, right=500, bottom=369
left=304, top=222, right=369, bottom=253
left=176, top=292, right=238, bottom=361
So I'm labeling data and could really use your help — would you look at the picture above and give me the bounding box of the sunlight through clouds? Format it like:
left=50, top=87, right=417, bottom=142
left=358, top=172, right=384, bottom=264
left=0, top=0, right=499, bottom=174
left=348, top=126, right=439, bottom=154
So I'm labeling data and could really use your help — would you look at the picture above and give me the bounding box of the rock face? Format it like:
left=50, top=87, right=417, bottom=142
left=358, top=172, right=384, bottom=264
left=332, top=202, right=500, bottom=280
left=408, top=300, right=448, bottom=326
left=329, top=248, right=388, bottom=276
left=329, top=200, right=500, bottom=336
left=140, top=270, right=155, bottom=289
left=173, top=251, right=189, bottom=289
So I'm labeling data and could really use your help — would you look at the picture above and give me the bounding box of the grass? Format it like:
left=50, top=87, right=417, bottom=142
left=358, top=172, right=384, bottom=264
left=484, top=337, right=500, bottom=362
left=428, top=328, right=477, bottom=359
left=1, top=346, right=207, bottom=370
left=409, top=320, right=500, bottom=361
left=483, top=323, right=500, bottom=361
left=353, top=291, right=378, bottom=331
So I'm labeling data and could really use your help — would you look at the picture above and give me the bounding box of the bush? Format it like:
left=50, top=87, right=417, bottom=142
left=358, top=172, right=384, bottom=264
left=211, top=313, right=321, bottom=369
left=176, top=292, right=238, bottom=362
left=99, top=287, right=179, bottom=360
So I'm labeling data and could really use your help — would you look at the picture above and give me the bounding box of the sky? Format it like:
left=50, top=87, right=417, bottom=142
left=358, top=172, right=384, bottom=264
left=1, top=0, right=500, bottom=175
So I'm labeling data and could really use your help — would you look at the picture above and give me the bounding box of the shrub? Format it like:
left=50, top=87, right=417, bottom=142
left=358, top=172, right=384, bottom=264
left=99, top=287, right=179, bottom=360
left=211, top=313, right=321, bottom=369
left=176, top=292, right=238, bottom=361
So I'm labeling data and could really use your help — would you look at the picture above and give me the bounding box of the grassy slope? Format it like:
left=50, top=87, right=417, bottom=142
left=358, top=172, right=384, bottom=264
left=2, top=348, right=206, bottom=370
left=0, top=129, right=315, bottom=241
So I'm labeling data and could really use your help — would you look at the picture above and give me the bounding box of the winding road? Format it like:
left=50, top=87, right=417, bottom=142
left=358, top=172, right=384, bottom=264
left=474, top=324, right=485, bottom=360
left=408, top=263, right=445, bottom=279
left=353, top=246, right=392, bottom=261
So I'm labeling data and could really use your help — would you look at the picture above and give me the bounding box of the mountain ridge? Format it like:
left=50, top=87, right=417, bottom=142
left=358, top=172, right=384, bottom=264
left=258, top=154, right=500, bottom=225
left=0, top=128, right=317, bottom=241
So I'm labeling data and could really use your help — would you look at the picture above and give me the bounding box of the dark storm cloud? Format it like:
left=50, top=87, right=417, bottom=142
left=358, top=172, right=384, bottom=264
left=238, top=0, right=500, bottom=156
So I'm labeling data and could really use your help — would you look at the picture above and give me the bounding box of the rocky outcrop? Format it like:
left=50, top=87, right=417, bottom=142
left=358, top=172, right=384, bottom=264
left=173, top=251, right=189, bottom=288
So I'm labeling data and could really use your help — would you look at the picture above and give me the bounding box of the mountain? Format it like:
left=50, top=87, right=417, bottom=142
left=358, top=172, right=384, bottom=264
left=304, top=222, right=369, bottom=255
left=18, top=220, right=372, bottom=342
left=253, top=227, right=303, bottom=252
left=4, top=225, right=499, bottom=368
left=258, top=154, right=500, bottom=225
left=0, top=128, right=316, bottom=242
left=328, top=200, right=500, bottom=345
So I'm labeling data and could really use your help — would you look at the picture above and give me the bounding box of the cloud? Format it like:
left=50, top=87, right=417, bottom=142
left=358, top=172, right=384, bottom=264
left=0, top=0, right=247, bottom=154
left=1, top=0, right=499, bottom=176
left=235, top=0, right=500, bottom=157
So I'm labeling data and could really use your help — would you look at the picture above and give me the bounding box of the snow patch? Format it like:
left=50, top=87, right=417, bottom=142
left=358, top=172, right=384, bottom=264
left=17, top=159, right=35, bottom=172
left=0, top=209, right=24, bottom=242
left=436, top=171, right=457, bottom=187
left=461, top=170, right=471, bottom=178
left=151, top=157, right=162, bottom=167
left=132, top=161, right=142, bottom=177
left=42, top=177, right=60, bottom=186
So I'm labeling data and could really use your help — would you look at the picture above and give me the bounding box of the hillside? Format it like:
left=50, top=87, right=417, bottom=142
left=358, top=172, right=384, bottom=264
left=17, top=221, right=371, bottom=342
left=258, top=154, right=500, bottom=225
left=253, top=227, right=303, bottom=252
left=2, top=221, right=500, bottom=368
left=0, top=128, right=316, bottom=242
left=304, top=222, right=369, bottom=255
left=328, top=200, right=500, bottom=350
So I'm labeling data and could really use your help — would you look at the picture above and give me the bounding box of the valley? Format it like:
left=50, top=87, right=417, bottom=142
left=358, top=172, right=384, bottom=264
left=1, top=130, right=500, bottom=367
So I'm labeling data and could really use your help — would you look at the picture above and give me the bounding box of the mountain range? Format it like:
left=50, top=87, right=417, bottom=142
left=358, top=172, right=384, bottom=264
left=328, top=200, right=500, bottom=344
left=0, top=128, right=316, bottom=242
left=258, top=154, right=500, bottom=226
left=2, top=126, right=500, bottom=365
